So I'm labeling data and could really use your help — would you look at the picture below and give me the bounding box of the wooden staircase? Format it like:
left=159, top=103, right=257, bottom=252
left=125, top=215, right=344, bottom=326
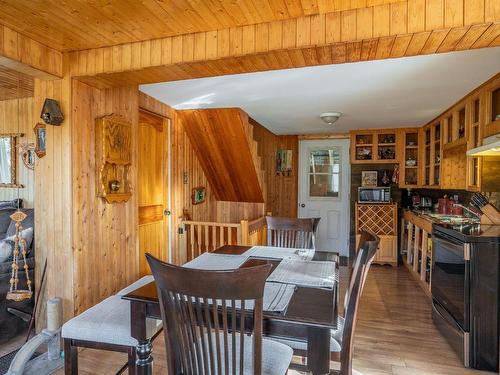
left=178, top=108, right=267, bottom=203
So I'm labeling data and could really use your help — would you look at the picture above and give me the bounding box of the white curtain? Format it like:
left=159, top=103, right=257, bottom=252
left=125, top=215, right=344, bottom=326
left=0, top=137, right=11, bottom=183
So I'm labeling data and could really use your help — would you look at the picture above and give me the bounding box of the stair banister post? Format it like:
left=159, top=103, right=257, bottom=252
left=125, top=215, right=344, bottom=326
left=239, top=220, right=249, bottom=245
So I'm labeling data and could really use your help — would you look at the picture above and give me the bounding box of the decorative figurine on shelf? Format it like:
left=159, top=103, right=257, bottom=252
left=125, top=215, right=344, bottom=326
left=381, top=170, right=391, bottom=186
left=6, top=210, right=32, bottom=302
left=392, top=164, right=400, bottom=184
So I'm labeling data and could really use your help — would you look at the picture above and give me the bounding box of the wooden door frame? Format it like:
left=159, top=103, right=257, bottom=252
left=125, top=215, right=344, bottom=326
left=138, top=108, right=172, bottom=265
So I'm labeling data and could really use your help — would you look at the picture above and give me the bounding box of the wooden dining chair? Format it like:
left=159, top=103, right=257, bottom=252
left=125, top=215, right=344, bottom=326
left=265, top=216, right=320, bottom=249
left=146, top=254, right=293, bottom=375
left=273, top=229, right=380, bottom=375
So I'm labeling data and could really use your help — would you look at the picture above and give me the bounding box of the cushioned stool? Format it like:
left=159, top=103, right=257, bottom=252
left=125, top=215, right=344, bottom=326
left=62, top=291, right=161, bottom=375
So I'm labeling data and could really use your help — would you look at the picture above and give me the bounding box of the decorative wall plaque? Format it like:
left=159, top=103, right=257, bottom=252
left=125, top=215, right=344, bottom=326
left=95, top=115, right=132, bottom=203
left=191, top=186, right=206, bottom=205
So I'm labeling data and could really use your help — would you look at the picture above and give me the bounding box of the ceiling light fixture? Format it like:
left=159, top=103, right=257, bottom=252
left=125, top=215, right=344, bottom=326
left=320, top=112, right=342, bottom=125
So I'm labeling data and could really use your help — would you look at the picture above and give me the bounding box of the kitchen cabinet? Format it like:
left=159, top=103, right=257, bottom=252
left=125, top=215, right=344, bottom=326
left=399, top=128, right=420, bottom=188
left=400, top=210, right=434, bottom=296
left=355, top=203, right=397, bottom=265
left=420, top=122, right=441, bottom=188
left=484, top=79, right=500, bottom=138
left=350, top=130, right=399, bottom=164
left=466, top=95, right=482, bottom=191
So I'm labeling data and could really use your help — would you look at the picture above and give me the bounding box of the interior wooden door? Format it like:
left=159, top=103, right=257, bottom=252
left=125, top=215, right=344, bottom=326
left=138, top=109, right=169, bottom=276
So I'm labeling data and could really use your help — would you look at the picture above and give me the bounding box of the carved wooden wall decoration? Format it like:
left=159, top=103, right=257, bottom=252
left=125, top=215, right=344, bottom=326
left=95, top=114, right=132, bottom=203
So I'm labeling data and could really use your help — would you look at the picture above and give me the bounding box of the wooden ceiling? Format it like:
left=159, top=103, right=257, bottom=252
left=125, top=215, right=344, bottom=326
left=0, top=0, right=403, bottom=51
left=0, top=66, right=34, bottom=101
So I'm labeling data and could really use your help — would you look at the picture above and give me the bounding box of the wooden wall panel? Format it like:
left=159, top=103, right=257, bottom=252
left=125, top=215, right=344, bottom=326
left=0, top=24, right=62, bottom=79
left=170, top=111, right=217, bottom=265
left=71, top=81, right=140, bottom=314
left=0, top=97, right=34, bottom=207
left=33, top=77, right=73, bottom=328
left=215, top=201, right=265, bottom=222
left=251, top=121, right=299, bottom=218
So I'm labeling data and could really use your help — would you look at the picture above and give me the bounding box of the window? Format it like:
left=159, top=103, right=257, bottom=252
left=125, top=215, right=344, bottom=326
left=308, top=148, right=340, bottom=198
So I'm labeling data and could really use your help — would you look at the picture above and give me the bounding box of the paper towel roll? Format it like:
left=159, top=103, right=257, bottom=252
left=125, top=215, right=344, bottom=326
left=47, top=297, right=62, bottom=332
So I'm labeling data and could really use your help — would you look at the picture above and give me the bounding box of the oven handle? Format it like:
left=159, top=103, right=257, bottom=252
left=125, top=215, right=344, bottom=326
left=433, top=231, right=466, bottom=246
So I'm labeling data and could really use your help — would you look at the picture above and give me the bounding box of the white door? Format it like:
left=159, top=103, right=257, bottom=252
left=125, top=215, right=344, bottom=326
left=298, top=139, right=350, bottom=255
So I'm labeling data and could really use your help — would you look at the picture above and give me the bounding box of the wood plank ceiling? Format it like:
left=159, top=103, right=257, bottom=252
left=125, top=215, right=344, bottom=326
left=0, top=0, right=407, bottom=51
left=0, top=66, right=34, bottom=100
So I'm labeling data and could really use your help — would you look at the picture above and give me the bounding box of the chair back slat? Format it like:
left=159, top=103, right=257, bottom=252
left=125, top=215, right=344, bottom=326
left=266, top=216, right=320, bottom=249
left=147, top=254, right=271, bottom=375
left=340, top=229, right=379, bottom=375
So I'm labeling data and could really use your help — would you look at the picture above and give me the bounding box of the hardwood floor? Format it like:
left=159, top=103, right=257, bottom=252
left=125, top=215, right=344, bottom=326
left=55, top=266, right=490, bottom=375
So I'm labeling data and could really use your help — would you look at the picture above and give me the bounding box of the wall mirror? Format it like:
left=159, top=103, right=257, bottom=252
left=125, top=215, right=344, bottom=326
left=0, top=133, right=23, bottom=187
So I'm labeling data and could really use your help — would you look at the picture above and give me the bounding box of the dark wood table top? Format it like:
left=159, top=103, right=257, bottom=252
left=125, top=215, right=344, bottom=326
left=123, top=245, right=338, bottom=329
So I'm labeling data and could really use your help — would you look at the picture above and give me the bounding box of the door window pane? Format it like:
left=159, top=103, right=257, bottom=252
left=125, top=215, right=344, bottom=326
left=309, top=148, right=340, bottom=197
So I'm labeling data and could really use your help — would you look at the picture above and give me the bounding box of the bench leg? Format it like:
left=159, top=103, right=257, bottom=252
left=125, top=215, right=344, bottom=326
left=64, top=338, right=78, bottom=375
left=128, top=347, right=137, bottom=375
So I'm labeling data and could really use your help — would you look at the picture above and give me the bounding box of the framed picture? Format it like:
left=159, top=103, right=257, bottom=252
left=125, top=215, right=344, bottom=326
left=361, top=171, right=378, bottom=187
left=192, top=186, right=206, bottom=205
left=34, top=123, right=47, bottom=158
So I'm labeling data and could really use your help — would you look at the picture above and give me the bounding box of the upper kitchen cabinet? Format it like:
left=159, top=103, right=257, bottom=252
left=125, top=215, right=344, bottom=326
left=420, top=122, right=441, bottom=188
left=350, top=129, right=399, bottom=164
left=466, top=95, right=482, bottom=191
left=484, top=75, right=500, bottom=139
left=399, top=128, right=420, bottom=188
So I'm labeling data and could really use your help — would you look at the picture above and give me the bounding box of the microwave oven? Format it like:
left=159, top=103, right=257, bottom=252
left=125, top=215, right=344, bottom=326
left=358, top=187, right=391, bottom=203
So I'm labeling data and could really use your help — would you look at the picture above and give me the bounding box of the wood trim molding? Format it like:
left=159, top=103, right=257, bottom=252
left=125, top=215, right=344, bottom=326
left=66, top=1, right=500, bottom=87
left=0, top=24, right=63, bottom=79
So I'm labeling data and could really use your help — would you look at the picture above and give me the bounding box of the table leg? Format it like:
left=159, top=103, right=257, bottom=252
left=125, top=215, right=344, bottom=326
left=131, top=301, right=154, bottom=375
left=307, top=326, right=330, bottom=375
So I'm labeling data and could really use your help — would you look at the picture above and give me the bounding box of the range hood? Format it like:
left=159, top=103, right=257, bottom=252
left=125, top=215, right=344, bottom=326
left=467, top=135, right=500, bottom=156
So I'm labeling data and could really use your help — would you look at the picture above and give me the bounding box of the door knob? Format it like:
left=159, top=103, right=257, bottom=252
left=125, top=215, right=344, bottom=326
left=300, top=204, right=305, bottom=208
left=164, top=210, right=171, bottom=216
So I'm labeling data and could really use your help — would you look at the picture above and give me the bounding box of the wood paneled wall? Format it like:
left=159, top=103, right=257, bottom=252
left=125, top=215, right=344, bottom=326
left=71, top=81, right=139, bottom=314
left=215, top=201, right=265, bottom=223
left=0, top=97, right=35, bottom=207
left=0, top=24, right=62, bottom=79
left=33, top=77, right=73, bottom=327
left=252, top=121, right=299, bottom=217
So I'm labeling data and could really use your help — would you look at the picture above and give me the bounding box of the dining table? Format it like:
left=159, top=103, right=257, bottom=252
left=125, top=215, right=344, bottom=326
left=122, top=245, right=339, bottom=375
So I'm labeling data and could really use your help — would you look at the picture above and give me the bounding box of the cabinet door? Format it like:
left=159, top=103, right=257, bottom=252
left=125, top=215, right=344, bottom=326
left=376, top=236, right=398, bottom=264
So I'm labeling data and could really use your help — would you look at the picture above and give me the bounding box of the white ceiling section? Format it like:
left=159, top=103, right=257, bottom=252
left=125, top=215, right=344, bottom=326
left=140, top=47, right=500, bottom=135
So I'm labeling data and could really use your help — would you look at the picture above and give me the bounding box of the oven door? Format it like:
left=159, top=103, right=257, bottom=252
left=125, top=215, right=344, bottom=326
left=431, top=231, right=470, bottom=331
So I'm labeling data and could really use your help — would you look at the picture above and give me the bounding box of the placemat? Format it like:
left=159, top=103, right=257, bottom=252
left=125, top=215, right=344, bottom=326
left=183, top=252, right=248, bottom=270
left=244, top=246, right=315, bottom=261
left=266, top=259, right=337, bottom=289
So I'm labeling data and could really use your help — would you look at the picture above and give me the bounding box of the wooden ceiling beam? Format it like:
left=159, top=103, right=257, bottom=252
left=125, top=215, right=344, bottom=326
left=0, top=24, right=63, bottom=80
left=67, top=0, right=500, bottom=87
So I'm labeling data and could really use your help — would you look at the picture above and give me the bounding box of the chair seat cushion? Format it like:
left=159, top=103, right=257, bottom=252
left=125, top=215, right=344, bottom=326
left=62, top=295, right=161, bottom=347
left=271, top=316, right=344, bottom=353
left=116, top=275, right=154, bottom=296
left=270, top=334, right=341, bottom=352
left=200, top=333, right=293, bottom=375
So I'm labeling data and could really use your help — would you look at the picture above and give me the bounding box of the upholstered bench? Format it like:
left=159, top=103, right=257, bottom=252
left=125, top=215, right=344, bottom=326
left=62, top=277, right=161, bottom=375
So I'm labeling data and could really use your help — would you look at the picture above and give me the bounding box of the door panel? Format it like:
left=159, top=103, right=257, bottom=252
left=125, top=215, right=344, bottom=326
left=299, top=139, right=350, bottom=255
left=327, top=210, right=340, bottom=240
left=138, top=110, right=169, bottom=276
